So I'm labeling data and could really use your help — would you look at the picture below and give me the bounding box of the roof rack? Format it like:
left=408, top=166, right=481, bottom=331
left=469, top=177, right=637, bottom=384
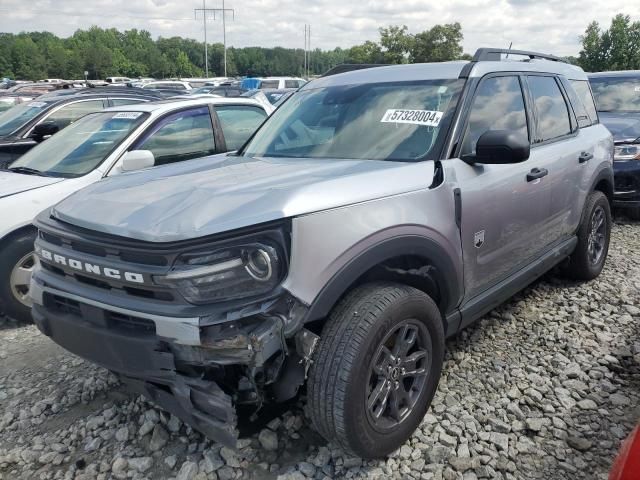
left=472, top=48, right=566, bottom=63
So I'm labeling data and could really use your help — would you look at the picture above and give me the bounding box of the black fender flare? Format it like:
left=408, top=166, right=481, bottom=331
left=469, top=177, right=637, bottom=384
left=303, top=235, right=462, bottom=328
left=590, top=165, right=614, bottom=201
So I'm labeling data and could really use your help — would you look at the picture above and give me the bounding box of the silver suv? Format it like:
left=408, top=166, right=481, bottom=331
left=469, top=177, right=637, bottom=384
left=30, top=48, right=614, bottom=458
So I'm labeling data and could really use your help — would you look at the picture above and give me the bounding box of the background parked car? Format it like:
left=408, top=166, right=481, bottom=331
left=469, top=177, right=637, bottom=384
left=143, top=81, right=193, bottom=92
left=258, top=76, right=306, bottom=89
left=0, top=96, right=273, bottom=322
left=0, top=88, right=165, bottom=168
left=260, top=88, right=297, bottom=105
left=589, top=71, right=640, bottom=219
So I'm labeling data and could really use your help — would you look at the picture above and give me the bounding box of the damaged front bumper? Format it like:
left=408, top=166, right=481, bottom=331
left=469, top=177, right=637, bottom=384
left=30, top=278, right=293, bottom=448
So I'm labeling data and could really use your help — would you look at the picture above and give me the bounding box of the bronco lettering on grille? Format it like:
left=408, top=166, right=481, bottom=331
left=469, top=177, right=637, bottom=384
left=38, top=248, right=145, bottom=284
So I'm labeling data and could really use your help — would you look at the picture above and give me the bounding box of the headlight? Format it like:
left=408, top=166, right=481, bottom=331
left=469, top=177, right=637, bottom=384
left=154, top=239, right=285, bottom=304
left=614, top=144, right=640, bottom=161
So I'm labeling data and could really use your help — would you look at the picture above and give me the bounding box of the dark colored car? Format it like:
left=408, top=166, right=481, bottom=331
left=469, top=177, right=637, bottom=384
left=589, top=71, right=640, bottom=218
left=0, top=88, right=165, bottom=167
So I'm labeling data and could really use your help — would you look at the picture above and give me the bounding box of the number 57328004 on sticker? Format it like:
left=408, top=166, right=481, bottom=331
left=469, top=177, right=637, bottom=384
left=380, top=108, right=443, bottom=127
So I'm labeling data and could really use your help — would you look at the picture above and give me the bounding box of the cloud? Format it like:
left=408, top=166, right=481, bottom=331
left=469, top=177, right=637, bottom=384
left=0, top=0, right=637, bottom=56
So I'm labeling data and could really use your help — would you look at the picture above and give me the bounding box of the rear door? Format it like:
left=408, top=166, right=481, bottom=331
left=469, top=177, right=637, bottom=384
left=523, top=74, right=583, bottom=240
left=455, top=73, right=551, bottom=298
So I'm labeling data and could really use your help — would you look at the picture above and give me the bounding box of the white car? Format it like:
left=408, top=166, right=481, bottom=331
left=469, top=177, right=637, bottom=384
left=0, top=97, right=273, bottom=321
left=143, top=81, right=193, bottom=91
left=259, top=77, right=307, bottom=89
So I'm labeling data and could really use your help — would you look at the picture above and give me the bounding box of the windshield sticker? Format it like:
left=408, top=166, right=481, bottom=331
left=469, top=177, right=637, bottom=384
left=112, top=112, right=143, bottom=119
left=635, top=86, right=640, bottom=92
left=27, top=102, right=47, bottom=108
left=381, top=109, right=443, bottom=127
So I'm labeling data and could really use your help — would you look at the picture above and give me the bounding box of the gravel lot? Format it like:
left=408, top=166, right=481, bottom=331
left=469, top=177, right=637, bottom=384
left=0, top=220, right=638, bottom=480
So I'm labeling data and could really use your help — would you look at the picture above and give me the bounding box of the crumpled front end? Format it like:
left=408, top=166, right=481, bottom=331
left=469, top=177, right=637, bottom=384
left=29, top=212, right=313, bottom=448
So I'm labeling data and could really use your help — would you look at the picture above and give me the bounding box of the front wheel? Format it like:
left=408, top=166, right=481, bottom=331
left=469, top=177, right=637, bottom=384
left=563, top=191, right=611, bottom=281
left=0, top=231, right=38, bottom=322
left=307, top=283, right=444, bottom=458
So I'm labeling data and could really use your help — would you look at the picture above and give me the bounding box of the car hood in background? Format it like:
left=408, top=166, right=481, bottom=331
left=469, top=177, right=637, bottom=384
left=0, top=171, right=64, bottom=198
left=51, top=155, right=435, bottom=242
left=599, top=112, right=640, bottom=143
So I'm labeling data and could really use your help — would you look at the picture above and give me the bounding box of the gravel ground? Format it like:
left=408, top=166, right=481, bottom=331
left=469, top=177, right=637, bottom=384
left=0, top=220, right=638, bottom=480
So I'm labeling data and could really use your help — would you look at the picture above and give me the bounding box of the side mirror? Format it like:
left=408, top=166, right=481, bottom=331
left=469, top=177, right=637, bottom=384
left=30, top=122, right=59, bottom=142
left=473, top=130, right=530, bottom=164
left=121, top=150, right=155, bottom=172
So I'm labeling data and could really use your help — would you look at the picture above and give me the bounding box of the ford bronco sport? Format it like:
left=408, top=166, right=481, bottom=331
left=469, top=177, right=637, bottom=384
left=31, top=48, right=614, bottom=458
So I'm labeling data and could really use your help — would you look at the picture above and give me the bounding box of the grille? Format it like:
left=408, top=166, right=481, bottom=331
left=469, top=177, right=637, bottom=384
left=615, top=174, right=637, bottom=192
left=106, top=311, right=156, bottom=334
left=46, top=295, right=81, bottom=316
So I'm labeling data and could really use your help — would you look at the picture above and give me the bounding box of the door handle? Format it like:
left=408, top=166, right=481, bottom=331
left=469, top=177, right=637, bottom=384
left=527, top=167, right=548, bottom=182
left=578, top=152, right=593, bottom=163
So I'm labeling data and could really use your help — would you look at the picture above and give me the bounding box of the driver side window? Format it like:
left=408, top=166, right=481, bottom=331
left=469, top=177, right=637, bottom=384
left=461, top=76, right=529, bottom=156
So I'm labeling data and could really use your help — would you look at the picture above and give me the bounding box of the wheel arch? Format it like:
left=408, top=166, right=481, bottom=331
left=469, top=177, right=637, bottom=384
left=0, top=224, right=37, bottom=249
left=591, top=166, right=614, bottom=204
left=303, top=236, right=462, bottom=336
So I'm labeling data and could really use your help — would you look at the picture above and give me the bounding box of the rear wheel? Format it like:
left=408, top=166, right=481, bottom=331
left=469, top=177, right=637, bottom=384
left=0, top=231, right=37, bottom=322
left=307, top=283, right=444, bottom=458
left=563, top=191, right=611, bottom=280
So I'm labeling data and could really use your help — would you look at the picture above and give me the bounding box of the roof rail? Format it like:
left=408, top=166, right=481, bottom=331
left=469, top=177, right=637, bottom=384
left=472, top=48, right=566, bottom=63
left=322, top=64, right=390, bottom=77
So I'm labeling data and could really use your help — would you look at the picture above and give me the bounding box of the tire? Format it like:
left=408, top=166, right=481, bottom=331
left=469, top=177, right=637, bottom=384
left=307, top=283, right=444, bottom=458
left=0, top=230, right=37, bottom=322
left=563, top=191, right=611, bottom=281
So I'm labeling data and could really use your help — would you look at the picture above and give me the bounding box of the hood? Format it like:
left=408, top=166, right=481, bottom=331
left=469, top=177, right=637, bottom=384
left=52, top=154, right=435, bottom=242
left=0, top=171, right=64, bottom=199
left=598, top=112, right=640, bottom=143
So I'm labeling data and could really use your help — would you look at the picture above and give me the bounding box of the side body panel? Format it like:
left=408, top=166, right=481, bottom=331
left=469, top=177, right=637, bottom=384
left=282, top=176, right=464, bottom=318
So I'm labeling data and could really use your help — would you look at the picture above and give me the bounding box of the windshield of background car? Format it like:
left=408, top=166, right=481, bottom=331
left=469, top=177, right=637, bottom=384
left=9, top=111, right=148, bottom=177
left=589, top=77, right=640, bottom=112
left=0, top=100, right=55, bottom=136
left=242, top=79, right=464, bottom=162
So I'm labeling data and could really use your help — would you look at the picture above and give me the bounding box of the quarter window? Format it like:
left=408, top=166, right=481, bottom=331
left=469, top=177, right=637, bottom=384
left=527, top=76, right=572, bottom=142
left=569, top=80, right=598, bottom=125
left=215, top=105, right=267, bottom=151
left=137, top=107, right=216, bottom=166
left=461, top=76, right=528, bottom=156
left=43, top=100, right=106, bottom=130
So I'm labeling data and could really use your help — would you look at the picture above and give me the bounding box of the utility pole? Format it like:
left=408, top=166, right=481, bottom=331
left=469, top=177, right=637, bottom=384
left=303, top=24, right=311, bottom=78
left=194, top=1, right=234, bottom=77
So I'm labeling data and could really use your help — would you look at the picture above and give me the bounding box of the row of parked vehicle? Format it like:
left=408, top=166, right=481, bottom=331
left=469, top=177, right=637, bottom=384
left=0, top=50, right=638, bottom=459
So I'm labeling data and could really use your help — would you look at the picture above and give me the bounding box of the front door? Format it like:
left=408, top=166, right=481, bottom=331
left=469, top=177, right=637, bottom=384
left=453, top=74, right=552, bottom=299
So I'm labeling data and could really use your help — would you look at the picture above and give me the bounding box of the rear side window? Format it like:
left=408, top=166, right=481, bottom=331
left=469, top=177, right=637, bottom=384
left=284, top=80, right=300, bottom=88
left=111, top=98, right=147, bottom=106
left=461, top=75, right=528, bottom=156
left=569, top=80, right=598, bottom=125
left=527, top=76, right=572, bottom=142
left=215, top=105, right=267, bottom=151
left=260, top=80, right=280, bottom=89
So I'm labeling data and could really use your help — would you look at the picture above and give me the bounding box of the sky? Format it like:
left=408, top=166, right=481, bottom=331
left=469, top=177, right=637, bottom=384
left=0, top=0, right=638, bottom=57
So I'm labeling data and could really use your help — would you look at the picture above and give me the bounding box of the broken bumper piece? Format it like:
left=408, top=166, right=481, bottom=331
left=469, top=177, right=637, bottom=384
left=32, top=300, right=241, bottom=448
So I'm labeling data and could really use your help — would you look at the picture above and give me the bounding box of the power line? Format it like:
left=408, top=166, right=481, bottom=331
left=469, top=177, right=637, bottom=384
left=194, top=2, right=234, bottom=77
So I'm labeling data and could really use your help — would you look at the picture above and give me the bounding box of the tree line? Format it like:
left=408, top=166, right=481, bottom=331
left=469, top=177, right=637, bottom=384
left=0, top=14, right=638, bottom=81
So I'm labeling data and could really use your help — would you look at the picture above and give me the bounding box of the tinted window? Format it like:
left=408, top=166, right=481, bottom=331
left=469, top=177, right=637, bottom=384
left=137, top=107, right=215, bottom=166
left=461, top=76, right=528, bottom=156
left=216, top=105, right=267, bottom=150
left=589, top=76, right=640, bottom=112
left=527, top=76, right=571, bottom=142
left=44, top=100, right=106, bottom=130
left=260, top=80, right=280, bottom=89
left=244, top=79, right=464, bottom=162
left=0, top=100, right=54, bottom=136
left=284, top=80, right=300, bottom=88
left=110, top=98, right=148, bottom=106
left=567, top=80, right=597, bottom=128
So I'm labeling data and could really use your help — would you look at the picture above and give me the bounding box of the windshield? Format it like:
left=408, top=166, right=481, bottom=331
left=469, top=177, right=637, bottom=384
left=9, top=111, right=148, bottom=177
left=589, top=77, right=640, bottom=112
left=242, top=79, right=464, bottom=162
left=0, top=100, right=53, bottom=136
